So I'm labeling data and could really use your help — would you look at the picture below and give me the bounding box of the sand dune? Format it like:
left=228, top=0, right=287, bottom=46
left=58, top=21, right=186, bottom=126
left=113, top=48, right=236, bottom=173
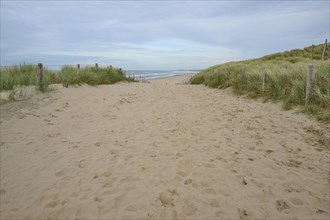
left=0, top=75, right=329, bottom=219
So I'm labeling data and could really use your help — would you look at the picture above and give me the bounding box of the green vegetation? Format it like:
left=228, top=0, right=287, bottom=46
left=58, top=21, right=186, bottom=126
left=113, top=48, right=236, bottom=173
left=58, top=65, right=135, bottom=87
left=191, top=43, right=330, bottom=121
left=0, top=64, right=57, bottom=92
left=0, top=64, right=136, bottom=92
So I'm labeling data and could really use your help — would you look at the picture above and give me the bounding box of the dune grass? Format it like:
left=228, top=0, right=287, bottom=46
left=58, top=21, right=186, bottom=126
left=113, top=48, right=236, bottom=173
left=0, top=64, right=136, bottom=93
left=0, top=64, right=58, bottom=92
left=191, top=43, right=330, bottom=122
left=58, top=65, right=136, bottom=87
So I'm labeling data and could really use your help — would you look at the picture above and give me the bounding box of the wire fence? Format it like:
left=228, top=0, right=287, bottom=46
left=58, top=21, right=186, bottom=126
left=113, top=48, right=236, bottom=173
left=0, top=63, right=116, bottom=71
left=0, top=63, right=151, bottom=83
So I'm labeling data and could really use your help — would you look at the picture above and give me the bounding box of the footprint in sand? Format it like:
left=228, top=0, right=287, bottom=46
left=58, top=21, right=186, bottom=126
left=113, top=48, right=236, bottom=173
left=218, top=187, right=233, bottom=197
left=101, top=178, right=116, bottom=188
left=201, top=178, right=214, bottom=187
left=177, top=171, right=188, bottom=177
left=159, top=191, right=174, bottom=206
left=125, top=154, right=134, bottom=160
left=71, top=145, right=79, bottom=149
left=282, top=159, right=302, bottom=168
left=78, top=159, right=88, bottom=168
left=204, top=163, right=215, bottom=168
left=125, top=205, right=137, bottom=212
left=238, top=208, right=249, bottom=219
left=108, top=150, right=118, bottom=158
left=289, top=197, right=304, bottom=206
left=156, top=189, right=197, bottom=218
left=44, top=119, right=54, bottom=125
left=94, top=197, right=103, bottom=203
left=101, top=171, right=112, bottom=178
left=49, top=113, right=58, bottom=118
left=202, top=188, right=216, bottom=195
left=216, top=210, right=226, bottom=218
left=184, top=178, right=193, bottom=185
left=276, top=199, right=290, bottom=211
left=44, top=201, right=58, bottom=208
left=92, top=175, right=99, bottom=179
left=210, top=199, right=219, bottom=208
left=316, top=208, right=326, bottom=214
left=265, top=149, right=274, bottom=154
left=241, top=177, right=248, bottom=186
left=120, top=176, right=139, bottom=184
left=54, top=169, right=66, bottom=177
left=176, top=152, right=183, bottom=159
left=182, top=203, right=197, bottom=216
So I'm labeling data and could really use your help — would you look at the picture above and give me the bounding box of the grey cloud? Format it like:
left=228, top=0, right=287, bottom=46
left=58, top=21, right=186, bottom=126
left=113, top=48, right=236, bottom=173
left=1, top=1, right=328, bottom=69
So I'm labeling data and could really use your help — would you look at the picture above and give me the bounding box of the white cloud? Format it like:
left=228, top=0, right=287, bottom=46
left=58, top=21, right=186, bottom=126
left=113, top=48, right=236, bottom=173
left=1, top=1, right=328, bottom=69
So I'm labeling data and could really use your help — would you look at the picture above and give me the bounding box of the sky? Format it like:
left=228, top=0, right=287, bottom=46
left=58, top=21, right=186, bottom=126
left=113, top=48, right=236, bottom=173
left=1, top=0, right=329, bottom=70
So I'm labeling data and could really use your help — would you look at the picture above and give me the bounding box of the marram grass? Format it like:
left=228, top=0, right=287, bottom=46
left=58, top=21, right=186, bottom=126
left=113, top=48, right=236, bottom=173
left=0, top=64, right=58, bottom=91
left=0, top=64, right=136, bottom=92
left=191, top=43, right=330, bottom=122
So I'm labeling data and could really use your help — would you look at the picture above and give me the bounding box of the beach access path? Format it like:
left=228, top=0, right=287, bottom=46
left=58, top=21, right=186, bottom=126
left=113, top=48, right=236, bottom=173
left=0, top=75, right=329, bottom=219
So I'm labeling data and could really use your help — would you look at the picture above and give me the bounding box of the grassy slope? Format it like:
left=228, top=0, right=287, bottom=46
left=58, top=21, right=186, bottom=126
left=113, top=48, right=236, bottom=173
left=191, top=43, right=330, bottom=121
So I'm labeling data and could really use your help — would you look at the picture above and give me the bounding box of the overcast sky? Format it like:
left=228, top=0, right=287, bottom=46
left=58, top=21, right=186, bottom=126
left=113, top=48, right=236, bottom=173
left=1, top=0, right=329, bottom=70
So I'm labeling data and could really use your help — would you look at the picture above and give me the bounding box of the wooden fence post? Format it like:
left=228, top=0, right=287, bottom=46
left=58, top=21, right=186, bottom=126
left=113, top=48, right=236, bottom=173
left=262, top=70, right=267, bottom=94
left=95, top=63, right=98, bottom=72
left=305, top=64, right=313, bottom=105
left=77, top=64, right=80, bottom=75
left=322, top=39, right=327, bottom=61
left=37, top=63, right=43, bottom=84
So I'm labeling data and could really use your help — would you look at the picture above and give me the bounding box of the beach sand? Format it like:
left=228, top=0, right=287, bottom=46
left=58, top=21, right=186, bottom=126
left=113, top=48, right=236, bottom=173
left=0, top=75, right=329, bottom=219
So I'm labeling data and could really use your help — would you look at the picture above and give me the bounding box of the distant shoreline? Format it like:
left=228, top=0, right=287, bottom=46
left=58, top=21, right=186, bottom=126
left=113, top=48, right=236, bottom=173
left=125, top=69, right=200, bottom=80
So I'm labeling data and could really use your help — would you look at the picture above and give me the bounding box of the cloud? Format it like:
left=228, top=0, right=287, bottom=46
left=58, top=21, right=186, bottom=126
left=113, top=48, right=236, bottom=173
left=1, top=1, right=329, bottom=69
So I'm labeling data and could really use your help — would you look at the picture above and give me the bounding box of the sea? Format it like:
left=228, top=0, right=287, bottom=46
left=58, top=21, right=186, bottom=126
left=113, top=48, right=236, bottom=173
left=124, top=70, right=200, bottom=80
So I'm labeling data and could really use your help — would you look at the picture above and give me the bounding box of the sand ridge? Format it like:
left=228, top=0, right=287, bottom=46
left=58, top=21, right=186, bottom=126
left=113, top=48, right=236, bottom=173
left=0, top=75, right=329, bottom=219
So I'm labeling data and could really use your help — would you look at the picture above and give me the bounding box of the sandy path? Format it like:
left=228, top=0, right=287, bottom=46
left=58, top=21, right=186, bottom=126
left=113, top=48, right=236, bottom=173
left=0, top=75, right=329, bottom=219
